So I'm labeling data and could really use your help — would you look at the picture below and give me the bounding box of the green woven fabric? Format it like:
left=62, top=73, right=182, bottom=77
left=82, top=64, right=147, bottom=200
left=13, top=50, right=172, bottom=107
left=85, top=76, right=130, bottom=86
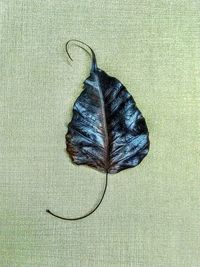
left=1, top=1, right=200, bottom=266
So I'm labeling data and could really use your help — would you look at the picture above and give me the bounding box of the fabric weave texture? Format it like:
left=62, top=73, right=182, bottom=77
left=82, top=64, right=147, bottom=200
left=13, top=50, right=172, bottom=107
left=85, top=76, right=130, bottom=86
left=0, top=1, right=200, bottom=266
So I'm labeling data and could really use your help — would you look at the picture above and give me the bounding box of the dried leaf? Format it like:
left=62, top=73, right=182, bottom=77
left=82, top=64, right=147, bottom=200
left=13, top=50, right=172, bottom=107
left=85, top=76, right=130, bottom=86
left=46, top=40, right=150, bottom=221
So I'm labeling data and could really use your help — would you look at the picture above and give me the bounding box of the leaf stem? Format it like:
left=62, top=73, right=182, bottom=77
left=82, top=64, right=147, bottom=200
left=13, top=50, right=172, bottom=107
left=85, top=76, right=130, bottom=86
left=46, top=172, right=108, bottom=221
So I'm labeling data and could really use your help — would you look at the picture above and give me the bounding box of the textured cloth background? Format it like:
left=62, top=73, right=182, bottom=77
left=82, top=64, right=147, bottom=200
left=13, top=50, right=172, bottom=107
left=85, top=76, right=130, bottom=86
left=0, top=1, right=200, bottom=266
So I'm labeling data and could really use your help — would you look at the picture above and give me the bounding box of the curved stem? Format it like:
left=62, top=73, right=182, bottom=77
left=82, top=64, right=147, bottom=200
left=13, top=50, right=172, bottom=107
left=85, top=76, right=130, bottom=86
left=46, top=173, right=108, bottom=221
left=65, top=39, right=97, bottom=72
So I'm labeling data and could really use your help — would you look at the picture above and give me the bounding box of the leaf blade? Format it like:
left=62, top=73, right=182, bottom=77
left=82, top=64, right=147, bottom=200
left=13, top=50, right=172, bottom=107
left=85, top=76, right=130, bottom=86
left=66, top=68, right=150, bottom=174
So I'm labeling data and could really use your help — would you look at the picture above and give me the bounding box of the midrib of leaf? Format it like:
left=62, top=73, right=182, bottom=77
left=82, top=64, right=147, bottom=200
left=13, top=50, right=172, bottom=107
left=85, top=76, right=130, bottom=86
left=96, top=78, right=109, bottom=171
